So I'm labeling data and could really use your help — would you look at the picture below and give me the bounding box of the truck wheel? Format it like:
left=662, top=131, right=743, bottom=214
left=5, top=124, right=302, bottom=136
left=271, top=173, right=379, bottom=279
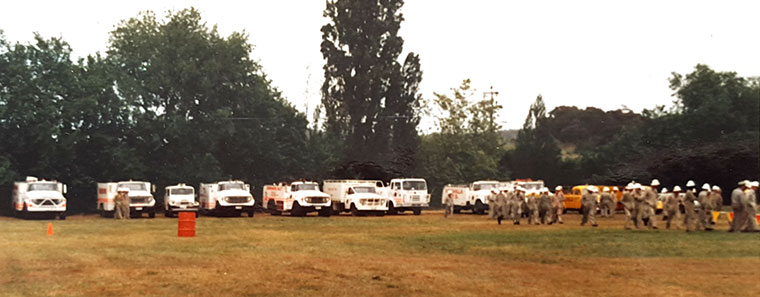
left=453, top=207, right=461, bottom=214
left=195, top=212, right=199, bottom=218
left=247, top=210, right=254, bottom=217
left=148, top=211, right=156, bottom=218
left=59, top=213, right=66, bottom=220
left=21, top=205, right=28, bottom=219
left=291, top=202, right=306, bottom=217
left=350, top=204, right=361, bottom=216
left=318, top=208, right=331, bottom=217
left=413, top=208, right=422, bottom=215
left=387, top=202, right=397, bottom=215
left=474, top=200, right=485, bottom=214
left=165, top=209, right=173, bottom=218
left=268, top=201, right=281, bottom=216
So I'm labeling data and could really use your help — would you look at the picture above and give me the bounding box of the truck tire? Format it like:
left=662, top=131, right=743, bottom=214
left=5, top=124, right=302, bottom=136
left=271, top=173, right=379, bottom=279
left=412, top=208, right=422, bottom=215
left=268, top=200, right=282, bottom=216
left=59, top=213, right=66, bottom=220
left=148, top=210, right=156, bottom=218
left=318, top=208, right=331, bottom=217
left=474, top=200, right=485, bottom=215
left=453, top=206, right=461, bottom=214
left=291, top=202, right=306, bottom=217
left=350, top=204, right=361, bottom=216
left=387, top=202, right=397, bottom=215
left=247, top=210, right=254, bottom=217
left=165, top=209, right=173, bottom=218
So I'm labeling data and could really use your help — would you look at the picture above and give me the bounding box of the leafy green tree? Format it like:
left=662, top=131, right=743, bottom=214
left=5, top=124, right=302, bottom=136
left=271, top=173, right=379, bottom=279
left=107, top=8, right=310, bottom=188
left=503, top=95, right=562, bottom=183
left=321, top=0, right=423, bottom=175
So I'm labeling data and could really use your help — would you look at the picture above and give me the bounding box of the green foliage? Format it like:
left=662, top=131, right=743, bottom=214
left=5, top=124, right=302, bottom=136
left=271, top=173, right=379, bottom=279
left=503, top=95, right=563, bottom=183
left=321, top=0, right=423, bottom=176
left=419, top=79, right=506, bottom=204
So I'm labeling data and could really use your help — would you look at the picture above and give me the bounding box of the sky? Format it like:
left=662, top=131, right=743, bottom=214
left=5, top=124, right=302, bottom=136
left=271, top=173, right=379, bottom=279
left=1, top=0, right=758, bottom=131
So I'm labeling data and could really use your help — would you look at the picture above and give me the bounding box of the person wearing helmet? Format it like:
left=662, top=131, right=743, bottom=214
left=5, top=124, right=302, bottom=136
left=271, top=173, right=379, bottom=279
left=494, top=189, right=509, bottom=225
left=739, top=181, right=758, bottom=232
left=621, top=184, right=636, bottom=229
left=698, top=183, right=714, bottom=230
left=682, top=180, right=699, bottom=232
left=550, top=186, right=565, bottom=224
left=509, top=187, right=525, bottom=225
left=538, top=188, right=552, bottom=224
left=487, top=189, right=498, bottom=220
left=526, top=189, right=540, bottom=225
left=114, top=187, right=130, bottom=220
left=710, top=185, right=723, bottom=222
left=729, top=180, right=750, bottom=232
left=638, top=180, right=659, bottom=229
left=599, top=187, right=615, bottom=218
left=664, top=186, right=682, bottom=229
left=444, top=190, right=455, bottom=218
left=580, top=187, right=598, bottom=227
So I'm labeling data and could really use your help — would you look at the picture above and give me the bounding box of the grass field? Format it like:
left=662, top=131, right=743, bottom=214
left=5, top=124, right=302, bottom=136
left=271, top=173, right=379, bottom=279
left=1, top=211, right=759, bottom=297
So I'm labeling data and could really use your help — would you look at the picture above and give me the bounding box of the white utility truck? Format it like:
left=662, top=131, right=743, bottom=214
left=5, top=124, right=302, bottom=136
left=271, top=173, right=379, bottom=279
left=97, top=180, right=157, bottom=218
left=322, top=180, right=388, bottom=216
left=377, top=178, right=430, bottom=215
left=163, top=183, right=198, bottom=217
left=199, top=180, right=255, bottom=217
left=262, top=181, right=331, bottom=217
left=514, top=179, right=545, bottom=197
left=441, top=180, right=501, bottom=214
left=12, top=176, right=67, bottom=219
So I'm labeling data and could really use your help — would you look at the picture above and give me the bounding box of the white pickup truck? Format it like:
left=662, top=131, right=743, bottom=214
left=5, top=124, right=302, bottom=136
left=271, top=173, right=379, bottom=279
left=322, top=180, right=388, bottom=216
left=13, top=176, right=67, bottom=220
left=97, top=181, right=157, bottom=218
left=163, top=184, right=199, bottom=217
left=442, top=180, right=501, bottom=214
left=262, top=181, right=331, bottom=217
left=199, top=180, right=255, bottom=217
left=377, top=178, right=430, bottom=215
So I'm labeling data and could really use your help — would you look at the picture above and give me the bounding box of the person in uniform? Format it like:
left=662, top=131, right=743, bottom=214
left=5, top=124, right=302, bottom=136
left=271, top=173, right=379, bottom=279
left=538, top=188, right=552, bottom=224
left=599, top=187, right=615, bottom=218
left=444, top=190, right=455, bottom=218
left=487, top=189, right=498, bottom=219
left=526, top=190, right=540, bottom=225
left=639, top=180, right=659, bottom=229
left=510, top=187, right=524, bottom=225
left=663, top=186, right=681, bottom=229
left=550, top=186, right=565, bottom=224
left=697, top=183, right=713, bottom=231
left=621, top=184, right=637, bottom=229
left=580, top=186, right=598, bottom=227
left=494, top=189, right=509, bottom=225
left=682, top=180, right=698, bottom=232
left=114, top=188, right=130, bottom=220
left=711, top=185, right=723, bottom=215
left=729, top=180, right=749, bottom=232
left=740, top=181, right=758, bottom=232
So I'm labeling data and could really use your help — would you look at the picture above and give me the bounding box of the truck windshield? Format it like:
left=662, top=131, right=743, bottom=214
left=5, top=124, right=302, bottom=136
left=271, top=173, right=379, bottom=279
left=220, top=183, right=245, bottom=191
left=293, top=184, right=318, bottom=191
left=352, top=186, right=376, bottom=194
left=171, top=188, right=194, bottom=195
left=403, top=181, right=427, bottom=191
left=523, top=183, right=543, bottom=191
left=28, top=183, right=57, bottom=191
left=119, top=183, right=146, bottom=191
left=473, top=183, right=499, bottom=191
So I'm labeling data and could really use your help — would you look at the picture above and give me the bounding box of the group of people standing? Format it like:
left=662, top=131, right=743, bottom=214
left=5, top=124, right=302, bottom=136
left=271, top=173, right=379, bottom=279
left=114, top=187, right=131, bottom=220
left=442, top=179, right=759, bottom=233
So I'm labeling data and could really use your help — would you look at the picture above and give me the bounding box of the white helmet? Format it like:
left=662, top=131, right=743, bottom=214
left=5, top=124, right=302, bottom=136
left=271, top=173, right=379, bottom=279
left=701, top=183, right=710, bottom=190
left=650, top=179, right=660, bottom=186
left=612, top=186, right=619, bottom=191
left=661, top=188, right=668, bottom=193
left=712, top=185, right=721, bottom=191
left=686, top=180, right=696, bottom=188
left=555, top=186, right=563, bottom=191
left=603, top=187, right=610, bottom=192
left=673, top=186, right=682, bottom=192
left=738, top=180, right=749, bottom=186
left=751, top=181, right=759, bottom=188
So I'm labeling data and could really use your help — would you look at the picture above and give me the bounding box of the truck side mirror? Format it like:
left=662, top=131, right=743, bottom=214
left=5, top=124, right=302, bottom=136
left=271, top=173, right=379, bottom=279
left=152, top=184, right=156, bottom=193
left=63, top=184, right=68, bottom=194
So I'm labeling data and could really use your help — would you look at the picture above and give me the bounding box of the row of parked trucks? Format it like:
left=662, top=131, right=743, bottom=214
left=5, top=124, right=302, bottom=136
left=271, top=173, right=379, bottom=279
left=11, top=177, right=431, bottom=219
left=442, top=179, right=546, bottom=214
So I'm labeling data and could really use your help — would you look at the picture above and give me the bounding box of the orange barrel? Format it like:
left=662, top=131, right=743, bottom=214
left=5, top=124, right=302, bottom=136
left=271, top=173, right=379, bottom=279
left=178, top=212, right=196, bottom=237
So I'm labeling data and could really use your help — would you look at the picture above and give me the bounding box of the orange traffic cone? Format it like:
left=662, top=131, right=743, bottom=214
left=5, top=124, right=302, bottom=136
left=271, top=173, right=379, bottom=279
left=47, top=223, right=54, bottom=237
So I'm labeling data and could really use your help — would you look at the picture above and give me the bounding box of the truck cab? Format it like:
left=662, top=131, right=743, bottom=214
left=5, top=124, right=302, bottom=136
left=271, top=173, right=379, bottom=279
left=164, top=184, right=198, bottom=217
left=118, top=181, right=157, bottom=218
left=13, top=176, right=67, bottom=220
left=468, top=180, right=500, bottom=214
left=263, top=181, right=331, bottom=217
left=382, top=178, right=430, bottom=215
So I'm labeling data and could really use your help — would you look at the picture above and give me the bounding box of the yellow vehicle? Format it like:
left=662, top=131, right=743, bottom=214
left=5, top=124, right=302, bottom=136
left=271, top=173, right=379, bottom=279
left=562, top=185, right=622, bottom=212
left=563, top=184, right=663, bottom=213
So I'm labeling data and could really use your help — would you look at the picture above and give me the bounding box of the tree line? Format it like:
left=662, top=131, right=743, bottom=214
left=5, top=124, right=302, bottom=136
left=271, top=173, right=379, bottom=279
left=1, top=2, right=758, bottom=214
